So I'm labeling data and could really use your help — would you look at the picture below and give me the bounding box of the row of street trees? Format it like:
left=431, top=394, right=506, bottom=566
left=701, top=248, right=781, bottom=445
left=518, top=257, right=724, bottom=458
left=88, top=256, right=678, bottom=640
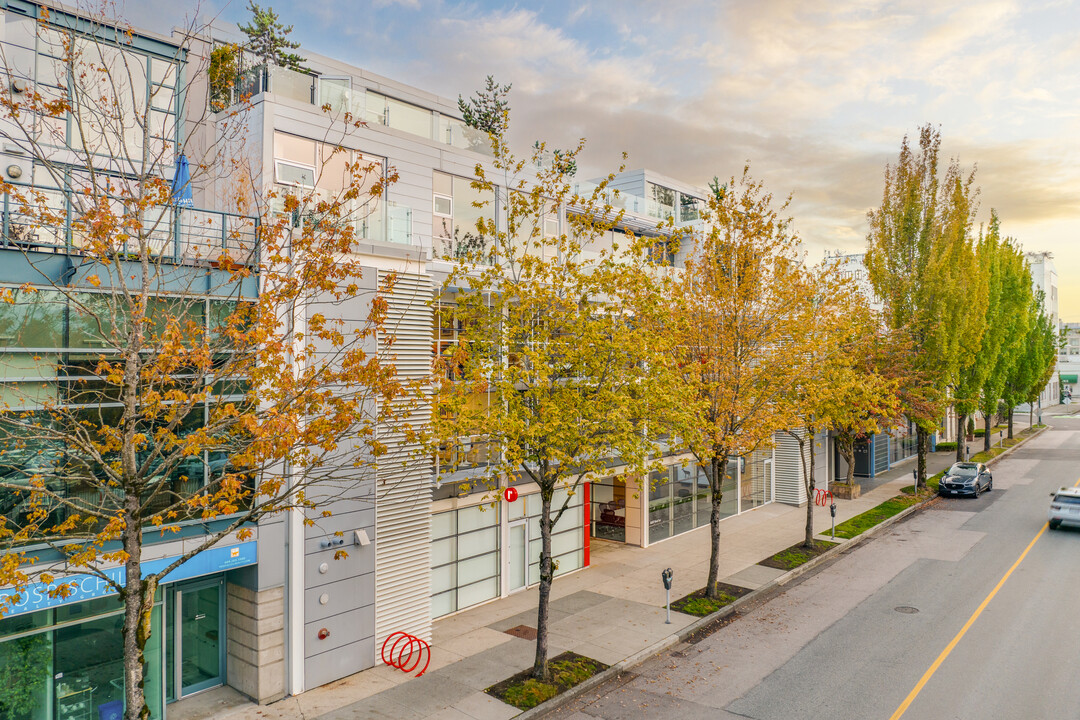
left=435, top=108, right=1058, bottom=682
left=431, top=100, right=913, bottom=679
left=866, top=125, right=1057, bottom=482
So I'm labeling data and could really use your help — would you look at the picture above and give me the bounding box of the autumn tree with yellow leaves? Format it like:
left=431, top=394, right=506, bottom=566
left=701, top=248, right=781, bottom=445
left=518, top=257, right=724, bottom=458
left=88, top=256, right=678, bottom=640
left=431, top=125, right=673, bottom=680
left=0, top=9, right=410, bottom=720
left=667, top=169, right=807, bottom=599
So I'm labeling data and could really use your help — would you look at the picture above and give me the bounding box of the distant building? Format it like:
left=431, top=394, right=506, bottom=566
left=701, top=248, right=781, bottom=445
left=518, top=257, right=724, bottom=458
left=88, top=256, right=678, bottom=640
left=1026, top=252, right=1059, bottom=406
left=1059, top=322, right=1080, bottom=399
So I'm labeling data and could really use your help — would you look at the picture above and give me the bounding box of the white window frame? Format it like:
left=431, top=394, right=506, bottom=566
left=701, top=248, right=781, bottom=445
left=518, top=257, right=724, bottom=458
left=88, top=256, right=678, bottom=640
left=274, top=159, right=316, bottom=188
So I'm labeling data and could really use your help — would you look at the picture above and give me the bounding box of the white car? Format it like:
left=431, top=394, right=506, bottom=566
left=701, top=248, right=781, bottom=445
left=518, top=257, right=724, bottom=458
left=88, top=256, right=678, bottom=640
left=1048, top=487, right=1080, bottom=530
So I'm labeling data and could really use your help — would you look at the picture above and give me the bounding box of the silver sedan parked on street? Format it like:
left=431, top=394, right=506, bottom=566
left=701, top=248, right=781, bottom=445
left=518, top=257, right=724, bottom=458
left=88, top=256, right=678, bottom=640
left=938, top=462, right=992, bottom=497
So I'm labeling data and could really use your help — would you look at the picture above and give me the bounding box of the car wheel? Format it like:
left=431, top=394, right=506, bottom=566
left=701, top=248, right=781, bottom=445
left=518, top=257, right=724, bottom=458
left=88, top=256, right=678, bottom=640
left=987, top=478, right=992, bottom=491
left=1050, top=520, right=1061, bottom=530
left=973, top=484, right=981, bottom=498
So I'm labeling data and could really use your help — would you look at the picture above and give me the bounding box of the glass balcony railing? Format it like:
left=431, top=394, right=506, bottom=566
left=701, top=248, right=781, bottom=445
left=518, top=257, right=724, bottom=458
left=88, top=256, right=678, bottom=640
left=236, top=63, right=316, bottom=105
left=0, top=194, right=259, bottom=266
left=233, top=65, right=494, bottom=157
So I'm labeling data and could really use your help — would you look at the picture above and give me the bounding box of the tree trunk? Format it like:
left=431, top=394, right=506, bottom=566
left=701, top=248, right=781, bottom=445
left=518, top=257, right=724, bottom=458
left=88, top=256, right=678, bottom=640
left=705, top=455, right=729, bottom=599
left=956, top=412, right=966, bottom=462
left=804, top=430, right=816, bottom=548
left=1007, top=408, right=1014, bottom=439
left=915, top=426, right=927, bottom=489
left=843, top=447, right=855, bottom=485
left=532, top=490, right=554, bottom=681
left=122, top=512, right=153, bottom=720
left=983, top=412, right=991, bottom=452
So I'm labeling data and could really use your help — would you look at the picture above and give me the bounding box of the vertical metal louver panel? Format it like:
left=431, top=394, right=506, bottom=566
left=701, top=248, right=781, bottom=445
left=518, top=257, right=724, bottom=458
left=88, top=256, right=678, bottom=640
left=873, top=433, right=889, bottom=475
left=774, top=430, right=809, bottom=506
left=375, top=269, right=433, bottom=645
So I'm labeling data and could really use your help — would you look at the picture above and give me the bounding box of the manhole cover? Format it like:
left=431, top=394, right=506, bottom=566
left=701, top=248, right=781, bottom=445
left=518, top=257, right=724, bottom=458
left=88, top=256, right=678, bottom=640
left=894, top=606, right=920, bottom=614
left=504, top=624, right=537, bottom=640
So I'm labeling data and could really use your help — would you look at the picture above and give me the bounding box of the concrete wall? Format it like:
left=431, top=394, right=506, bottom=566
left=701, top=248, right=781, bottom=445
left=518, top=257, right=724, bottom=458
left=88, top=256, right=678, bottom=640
left=226, top=582, right=286, bottom=704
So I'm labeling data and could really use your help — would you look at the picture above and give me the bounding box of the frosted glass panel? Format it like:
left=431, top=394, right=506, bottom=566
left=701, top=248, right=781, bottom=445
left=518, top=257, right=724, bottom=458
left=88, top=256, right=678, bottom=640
left=458, top=578, right=498, bottom=608
left=430, top=564, right=455, bottom=594
left=430, top=538, right=455, bottom=566
left=458, top=553, right=497, bottom=585
left=431, top=511, right=454, bottom=539
left=458, top=527, right=497, bottom=558
left=458, top=504, right=497, bottom=533
left=431, top=591, right=454, bottom=618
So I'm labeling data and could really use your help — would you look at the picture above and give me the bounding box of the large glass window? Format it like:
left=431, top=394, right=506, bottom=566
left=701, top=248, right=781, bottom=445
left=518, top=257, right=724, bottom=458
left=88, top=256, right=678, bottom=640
left=0, top=597, right=164, bottom=720
left=432, top=172, right=493, bottom=262
left=526, top=487, right=584, bottom=586
left=740, top=450, right=772, bottom=510
left=431, top=504, right=500, bottom=618
left=590, top=476, right=626, bottom=542
left=649, top=464, right=736, bottom=544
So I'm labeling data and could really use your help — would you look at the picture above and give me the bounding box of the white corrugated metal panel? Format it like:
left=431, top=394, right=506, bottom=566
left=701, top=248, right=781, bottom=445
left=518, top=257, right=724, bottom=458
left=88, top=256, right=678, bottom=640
left=375, top=269, right=434, bottom=645
left=774, top=430, right=808, bottom=506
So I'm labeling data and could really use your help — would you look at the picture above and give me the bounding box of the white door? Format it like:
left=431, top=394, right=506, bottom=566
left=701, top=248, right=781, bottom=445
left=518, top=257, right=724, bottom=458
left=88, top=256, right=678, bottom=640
left=508, top=520, right=528, bottom=592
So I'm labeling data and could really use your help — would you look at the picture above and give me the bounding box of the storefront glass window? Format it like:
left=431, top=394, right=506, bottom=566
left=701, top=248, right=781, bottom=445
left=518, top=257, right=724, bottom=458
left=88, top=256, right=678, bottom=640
left=649, top=464, right=736, bottom=544
left=0, top=631, right=50, bottom=720
left=527, top=487, right=584, bottom=586
left=590, top=476, right=626, bottom=542
left=740, top=450, right=772, bottom=509
left=430, top=504, right=500, bottom=618
left=0, top=598, right=165, bottom=720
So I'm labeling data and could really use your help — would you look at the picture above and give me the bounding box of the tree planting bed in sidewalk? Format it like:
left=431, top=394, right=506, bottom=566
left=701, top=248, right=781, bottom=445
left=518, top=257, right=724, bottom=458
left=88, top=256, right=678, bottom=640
left=757, top=540, right=838, bottom=570
left=485, top=652, right=608, bottom=711
left=669, top=582, right=753, bottom=617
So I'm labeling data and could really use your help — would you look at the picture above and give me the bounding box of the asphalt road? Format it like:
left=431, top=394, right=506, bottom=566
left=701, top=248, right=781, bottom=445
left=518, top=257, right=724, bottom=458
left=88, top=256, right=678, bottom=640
left=549, top=419, right=1080, bottom=720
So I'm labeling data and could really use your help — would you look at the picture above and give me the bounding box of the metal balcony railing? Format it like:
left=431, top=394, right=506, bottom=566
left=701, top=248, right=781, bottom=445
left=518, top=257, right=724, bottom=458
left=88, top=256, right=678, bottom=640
left=0, top=194, right=259, bottom=266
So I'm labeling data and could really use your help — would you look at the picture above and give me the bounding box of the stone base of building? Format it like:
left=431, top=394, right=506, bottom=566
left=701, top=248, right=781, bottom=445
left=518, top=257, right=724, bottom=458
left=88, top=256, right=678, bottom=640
left=830, top=482, right=861, bottom=500
left=226, top=583, right=286, bottom=705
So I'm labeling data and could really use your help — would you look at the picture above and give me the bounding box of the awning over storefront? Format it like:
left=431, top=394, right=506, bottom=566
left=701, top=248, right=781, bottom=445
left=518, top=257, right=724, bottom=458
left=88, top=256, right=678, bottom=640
left=1061, top=374, right=1078, bottom=383
left=0, top=541, right=257, bottom=616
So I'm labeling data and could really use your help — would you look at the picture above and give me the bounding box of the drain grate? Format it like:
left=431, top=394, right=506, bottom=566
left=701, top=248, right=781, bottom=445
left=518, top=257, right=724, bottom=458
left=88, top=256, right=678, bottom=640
left=504, top=624, right=538, bottom=640
left=894, top=606, right=920, bottom=614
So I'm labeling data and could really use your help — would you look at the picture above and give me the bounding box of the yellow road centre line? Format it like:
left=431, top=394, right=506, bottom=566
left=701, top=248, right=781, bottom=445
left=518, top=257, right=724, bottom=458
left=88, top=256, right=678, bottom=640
left=888, top=476, right=1080, bottom=720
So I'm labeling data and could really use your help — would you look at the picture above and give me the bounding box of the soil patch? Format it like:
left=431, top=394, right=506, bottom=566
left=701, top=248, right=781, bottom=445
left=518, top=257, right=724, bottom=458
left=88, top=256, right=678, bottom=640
left=758, top=540, right=838, bottom=570
left=485, top=651, right=608, bottom=711
left=669, top=582, right=753, bottom=617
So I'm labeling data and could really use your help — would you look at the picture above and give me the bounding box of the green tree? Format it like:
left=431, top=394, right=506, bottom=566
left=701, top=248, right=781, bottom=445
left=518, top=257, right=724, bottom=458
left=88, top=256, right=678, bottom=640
left=1004, top=289, right=1057, bottom=429
left=865, top=125, right=984, bottom=487
left=208, top=43, right=239, bottom=111
left=976, top=220, right=1032, bottom=449
left=431, top=135, right=668, bottom=681
left=457, top=75, right=512, bottom=135
left=238, top=2, right=306, bottom=71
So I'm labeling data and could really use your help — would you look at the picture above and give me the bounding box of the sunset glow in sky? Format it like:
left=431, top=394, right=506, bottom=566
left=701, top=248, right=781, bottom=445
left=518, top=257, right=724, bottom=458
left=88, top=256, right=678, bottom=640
left=128, top=0, right=1080, bottom=318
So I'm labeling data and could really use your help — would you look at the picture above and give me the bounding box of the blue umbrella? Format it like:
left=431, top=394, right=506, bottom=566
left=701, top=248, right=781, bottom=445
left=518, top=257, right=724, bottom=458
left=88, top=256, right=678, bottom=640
left=171, top=154, right=194, bottom=207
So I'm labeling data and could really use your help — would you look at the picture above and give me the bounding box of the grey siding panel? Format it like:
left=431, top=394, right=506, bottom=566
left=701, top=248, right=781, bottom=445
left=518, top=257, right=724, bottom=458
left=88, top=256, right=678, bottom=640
left=774, top=430, right=808, bottom=506
left=375, top=270, right=433, bottom=645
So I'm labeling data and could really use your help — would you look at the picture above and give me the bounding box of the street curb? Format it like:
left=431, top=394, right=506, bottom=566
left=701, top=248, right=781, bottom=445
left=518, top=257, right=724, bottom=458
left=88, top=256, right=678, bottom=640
left=519, top=424, right=1051, bottom=718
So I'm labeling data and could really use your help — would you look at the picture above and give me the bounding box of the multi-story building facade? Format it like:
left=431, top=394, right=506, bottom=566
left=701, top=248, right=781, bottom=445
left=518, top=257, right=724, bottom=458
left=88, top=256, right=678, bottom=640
left=0, top=7, right=812, bottom=717
left=0, top=2, right=260, bottom=718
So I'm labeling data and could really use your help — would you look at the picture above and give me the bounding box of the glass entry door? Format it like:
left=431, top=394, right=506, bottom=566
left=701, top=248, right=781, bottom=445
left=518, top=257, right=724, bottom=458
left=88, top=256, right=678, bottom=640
left=175, top=580, right=224, bottom=697
left=508, top=520, right=528, bottom=592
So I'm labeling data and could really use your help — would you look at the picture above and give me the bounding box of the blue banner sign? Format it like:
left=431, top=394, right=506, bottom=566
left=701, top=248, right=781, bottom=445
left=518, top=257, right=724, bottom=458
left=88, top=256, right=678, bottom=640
left=0, top=541, right=257, bottom=616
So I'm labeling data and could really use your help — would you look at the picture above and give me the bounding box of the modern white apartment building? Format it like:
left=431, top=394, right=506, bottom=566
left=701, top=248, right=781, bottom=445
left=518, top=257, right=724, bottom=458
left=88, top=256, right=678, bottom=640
left=175, top=27, right=806, bottom=711
left=1026, top=251, right=1059, bottom=407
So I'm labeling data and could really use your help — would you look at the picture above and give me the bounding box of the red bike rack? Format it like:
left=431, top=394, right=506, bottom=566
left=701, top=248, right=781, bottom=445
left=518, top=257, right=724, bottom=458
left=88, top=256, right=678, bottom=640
left=814, top=488, right=833, bottom=507
left=381, top=631, right=431, bottom=677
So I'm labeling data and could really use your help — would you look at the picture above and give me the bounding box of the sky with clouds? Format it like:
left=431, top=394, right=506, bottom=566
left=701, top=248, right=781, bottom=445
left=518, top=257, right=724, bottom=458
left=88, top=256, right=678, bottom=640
left=124, top=0, right=1080, bottom=319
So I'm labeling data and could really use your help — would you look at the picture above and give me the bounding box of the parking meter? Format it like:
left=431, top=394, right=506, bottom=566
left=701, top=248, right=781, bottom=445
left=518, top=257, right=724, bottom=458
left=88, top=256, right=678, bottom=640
left=829, top=503, right=837, bottom=539
left=662, top=568, right=673, bottom=624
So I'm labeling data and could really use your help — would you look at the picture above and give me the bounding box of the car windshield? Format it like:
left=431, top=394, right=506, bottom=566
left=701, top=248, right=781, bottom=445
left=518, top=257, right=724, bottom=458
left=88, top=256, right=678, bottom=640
left=1054, top=495, right=1080, bottom=505
left=950, top=465, right=978, bottom=478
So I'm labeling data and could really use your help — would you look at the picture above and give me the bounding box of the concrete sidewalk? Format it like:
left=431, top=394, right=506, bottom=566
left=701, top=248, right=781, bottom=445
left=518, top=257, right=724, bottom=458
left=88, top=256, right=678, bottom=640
left=174, top=451, right=958, bottom=720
